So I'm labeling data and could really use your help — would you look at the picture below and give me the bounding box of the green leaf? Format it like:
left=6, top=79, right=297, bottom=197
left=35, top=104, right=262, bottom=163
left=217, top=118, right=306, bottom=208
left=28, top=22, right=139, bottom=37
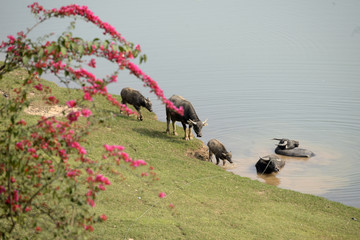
left=38, top=48, right=44, bottom=58
left=22, top=55, right=30, bottom=65
left=36, top=67, right=43, bottom=76
left=104, top=40, right=109, bottom=50
left=118, top=45, right=125, bottom=52
left=88, top=41, right=93, bottom=51
left=60, top=47, right=67, bottom=56
left=140, top=54, right=147, bottom=64
left=78, top=45, right=84, bottom=55
left=46, top=45, right=56, bottom=53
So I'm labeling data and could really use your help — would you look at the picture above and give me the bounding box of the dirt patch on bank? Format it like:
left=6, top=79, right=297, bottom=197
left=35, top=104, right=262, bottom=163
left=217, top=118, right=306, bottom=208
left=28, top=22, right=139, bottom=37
left=24, top=104, right=78, bottom=118
left=187, top=143, right=209, bottom=161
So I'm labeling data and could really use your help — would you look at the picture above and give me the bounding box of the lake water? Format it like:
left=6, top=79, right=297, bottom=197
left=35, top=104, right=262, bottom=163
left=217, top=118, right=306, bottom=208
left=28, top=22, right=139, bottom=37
left=1, top=0, right=360, bottom=208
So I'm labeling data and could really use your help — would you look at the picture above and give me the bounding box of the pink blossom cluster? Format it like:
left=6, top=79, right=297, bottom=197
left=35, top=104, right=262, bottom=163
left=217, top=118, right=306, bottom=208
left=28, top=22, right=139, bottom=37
left=0, top=3, right=178, bottom=235
left=29, top=2, right=126, bottom=43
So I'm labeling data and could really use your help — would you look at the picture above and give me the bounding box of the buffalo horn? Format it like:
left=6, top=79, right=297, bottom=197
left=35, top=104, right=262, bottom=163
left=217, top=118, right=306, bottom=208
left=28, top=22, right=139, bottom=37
left=187, top=119, right=196, bottom=125
left=277, top=141, right=288, bottom=147
left=202, top=119, right=208, bottom=126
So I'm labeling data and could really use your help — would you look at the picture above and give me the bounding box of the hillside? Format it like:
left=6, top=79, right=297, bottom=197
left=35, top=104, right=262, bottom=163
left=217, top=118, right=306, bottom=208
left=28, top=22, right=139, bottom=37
left=1, top=67, right=359, bottom=240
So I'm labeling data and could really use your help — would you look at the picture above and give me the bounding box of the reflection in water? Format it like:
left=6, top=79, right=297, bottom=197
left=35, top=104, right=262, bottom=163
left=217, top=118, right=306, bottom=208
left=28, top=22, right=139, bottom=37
left=257, top=173, right=281, bottom=186
left=229, top=146, right=350, bottom=196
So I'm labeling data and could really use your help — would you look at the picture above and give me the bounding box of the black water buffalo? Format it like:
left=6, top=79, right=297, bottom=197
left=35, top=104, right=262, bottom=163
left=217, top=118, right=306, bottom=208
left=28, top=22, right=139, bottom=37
left=166, top=95, right=207, bottom=140
left=207, top=139, right=233, bottom=166
left=255, top=154, right=285, bottom=174
left=273, top=138, right=314, bottom=157
left=120, top=87, right=152, bottom=121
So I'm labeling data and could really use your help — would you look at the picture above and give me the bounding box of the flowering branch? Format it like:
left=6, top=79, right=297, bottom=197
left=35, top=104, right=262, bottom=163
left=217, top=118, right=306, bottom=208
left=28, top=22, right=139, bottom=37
left=0, top=2, right=176, bottom=238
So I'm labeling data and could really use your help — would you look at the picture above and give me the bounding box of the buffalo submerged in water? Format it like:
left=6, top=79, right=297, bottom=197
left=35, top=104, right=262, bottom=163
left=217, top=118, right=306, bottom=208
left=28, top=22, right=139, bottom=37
left=255, top=154, right=285, bottom=174
left=273, top=138, right=315, bottom=158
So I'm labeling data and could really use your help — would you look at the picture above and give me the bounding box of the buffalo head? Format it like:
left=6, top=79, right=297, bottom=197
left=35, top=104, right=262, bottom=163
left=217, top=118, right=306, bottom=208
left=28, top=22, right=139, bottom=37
left=255, top=155, right=285, bottom=174
left=273, top=138, right=299, bottom=150
left=144, top=97, right=153, bottom=112
left=222, top=152, right=233, bottom=164
left=187, top=119, right=208, bottom=137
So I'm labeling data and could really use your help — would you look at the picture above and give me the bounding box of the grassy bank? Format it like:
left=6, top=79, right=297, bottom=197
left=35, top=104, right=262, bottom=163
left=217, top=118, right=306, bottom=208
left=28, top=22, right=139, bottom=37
left=1, top=68, right=359, bottom=239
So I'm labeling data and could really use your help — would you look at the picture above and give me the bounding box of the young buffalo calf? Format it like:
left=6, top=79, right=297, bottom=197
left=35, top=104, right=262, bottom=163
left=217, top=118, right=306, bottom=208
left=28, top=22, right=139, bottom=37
left=207, top=139, right=233, bottom=166
left=120, top=87, right=152, bottom=121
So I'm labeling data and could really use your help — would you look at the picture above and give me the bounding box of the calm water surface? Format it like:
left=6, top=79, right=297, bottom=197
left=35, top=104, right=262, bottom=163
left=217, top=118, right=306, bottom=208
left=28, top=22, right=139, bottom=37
left=1, top=0, right=360, bottom=208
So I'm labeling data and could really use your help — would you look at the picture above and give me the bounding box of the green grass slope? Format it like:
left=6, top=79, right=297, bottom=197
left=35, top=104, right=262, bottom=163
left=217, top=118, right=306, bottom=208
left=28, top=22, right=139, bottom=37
left=1, top=68, right=359, bottom=240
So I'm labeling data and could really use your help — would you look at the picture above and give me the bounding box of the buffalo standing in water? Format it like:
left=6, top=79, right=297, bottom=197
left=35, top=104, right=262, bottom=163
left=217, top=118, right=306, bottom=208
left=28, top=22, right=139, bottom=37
left=207, top=139, right=233, bottom=166
left=273, top=138, right=314, bottom=157
left=255, top=154, right=285, bottom=174
left=120, top=87, right=152, bottom=121
left=166, top=95, right=207, bottom=140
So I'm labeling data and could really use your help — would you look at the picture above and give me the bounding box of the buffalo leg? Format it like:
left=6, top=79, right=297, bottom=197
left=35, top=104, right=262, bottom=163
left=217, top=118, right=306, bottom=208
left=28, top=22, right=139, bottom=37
left=208, top=150, right=213, bottom=163
left=134, top=106, right=142, bottom=121
left=172, top=121, right=178, bottom=135
left=215, top=157, right=220, bottom=165
left=188, top=126, right=194, bottom=140
left=166, top=110, right=171, bottom=134
left=181, top=122, right=188, bottom=140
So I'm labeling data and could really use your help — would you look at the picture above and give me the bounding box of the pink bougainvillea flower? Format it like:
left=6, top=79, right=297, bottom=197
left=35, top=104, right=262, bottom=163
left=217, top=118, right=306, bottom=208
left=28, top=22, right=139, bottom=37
left=12, top=205, right=21, bottom=212
left=83, top=92, right=93, bottom=101
left=84, top=225, right=94, bottom=232
left=67, top=111, right=80, bottom=123
left=100, top=214, right=107, bottom=221
left=15, top=142, right=24, bottom=151
left=110, top=75, right=117, bottom=83
left=7, top=35, right=15, bottom=42
left=66, top=171, right=76, bottom=177
left=131, top=159, right=147, bottom=167
left=13, top=190, right=19, bottom=202
left=0, top=186, right=6, bottom=195
left=95, top=174, right=111, bottom=185
left=169, top=203, right=175, bottom=209
left=66, top=100, right=77, bottom=108
left=86, top=190, right=93, bottom=197
left=88, top=58, right=96, bottom=68
left=16, top=119, right=27, bottom=126
left=47, top=96, right=59, bottom=104
left=87, top=198, right=95, bottom=207
left=81, top=108, right=92, bottom=117
left=34, top=83, right=43, bottom=91
left=86, top=168, right=93, bottom=175
left=158, top=192, right=166, bottom=198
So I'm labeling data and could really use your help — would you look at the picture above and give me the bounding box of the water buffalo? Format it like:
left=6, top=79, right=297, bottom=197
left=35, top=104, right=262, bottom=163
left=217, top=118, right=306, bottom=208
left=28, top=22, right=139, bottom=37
left=120, top=87, right=152, bottom=121
left=255, top=154, right=285, bottom=174
left=207, top=139, right=233, bottom=166
left=166, top=95, right=207, bottom=140
left=273, top=138, right=314, bottom=157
